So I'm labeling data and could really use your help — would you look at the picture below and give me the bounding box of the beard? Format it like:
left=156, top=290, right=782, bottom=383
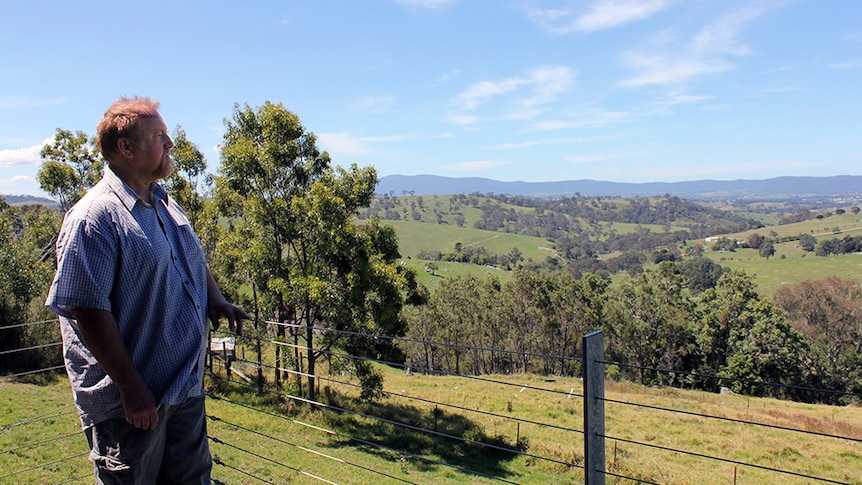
left=154, top=155, right=174, bottom=180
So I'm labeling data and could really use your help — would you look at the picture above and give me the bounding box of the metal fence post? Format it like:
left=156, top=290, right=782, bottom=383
left=583, top=330, right=605, bottom=485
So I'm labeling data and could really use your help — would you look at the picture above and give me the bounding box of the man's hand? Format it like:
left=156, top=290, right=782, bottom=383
left=118, top=379, right=159, bottom=430
left=207, top=299, right=249, bottom=336
left=206, top=267, right=249, bottom=335
left=69, top=306, right=159, bottom=430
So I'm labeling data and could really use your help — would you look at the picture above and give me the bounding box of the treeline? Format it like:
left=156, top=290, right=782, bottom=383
left=0, top=197, right=62, bottom=375
left=813, top=235, right=862, bottom=256
left=400, top=265, right=861, bottom=405
left=11, top=102, right=860, bottom=407
left=2, top=103, right=421, bottom=405
left=361, top=192, right=762, bottom=267
left=417, top=243, right=524, bottom=270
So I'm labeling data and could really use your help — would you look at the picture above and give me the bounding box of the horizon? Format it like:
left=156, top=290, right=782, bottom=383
left=5, top=172, right=860, bottom=201
left=2, top=1, right=861, bottom=197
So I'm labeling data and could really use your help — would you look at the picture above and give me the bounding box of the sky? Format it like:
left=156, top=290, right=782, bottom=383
left=1, top=1, right=861, bottom=197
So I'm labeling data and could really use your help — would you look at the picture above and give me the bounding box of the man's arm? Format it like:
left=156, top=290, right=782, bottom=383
left=206, top=269, right=249, bottom=336
left=68, top=307, right=159, bottom=430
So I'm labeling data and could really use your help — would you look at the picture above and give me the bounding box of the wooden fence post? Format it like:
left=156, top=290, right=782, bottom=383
left=583, top=330, right=605, bottom=485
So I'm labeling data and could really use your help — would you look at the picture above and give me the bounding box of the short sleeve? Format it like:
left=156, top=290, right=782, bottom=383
left=45, top=214, right=117, bottom=318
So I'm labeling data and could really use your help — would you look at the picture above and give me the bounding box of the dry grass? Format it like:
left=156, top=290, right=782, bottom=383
left=3, top=366, right=861, bottom=484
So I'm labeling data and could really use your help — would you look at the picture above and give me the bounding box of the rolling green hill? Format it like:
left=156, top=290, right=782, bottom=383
left=361, top=193, right=862, bottom=296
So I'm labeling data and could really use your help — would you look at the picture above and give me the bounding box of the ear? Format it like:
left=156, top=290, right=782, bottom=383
left=117, top=138, right=134, bottom=158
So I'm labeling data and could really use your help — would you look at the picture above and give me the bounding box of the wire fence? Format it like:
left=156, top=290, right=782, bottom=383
left=2, top=317, right=861, bottom=484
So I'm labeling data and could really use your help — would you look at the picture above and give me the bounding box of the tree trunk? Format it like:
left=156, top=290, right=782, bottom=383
left=305, top=314, right=316, bottom=402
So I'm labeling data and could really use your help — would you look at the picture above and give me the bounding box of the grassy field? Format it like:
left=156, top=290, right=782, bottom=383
left=387, top=220, right=555, bottom=262
left=4, top=366, right=861, bottom=484
left=0, top=378, right=91, bottom=483
left=377, top=198, right=862, bottom=297
left=705, top=247, right=862, bottom=297
left=694, top=214, right=862, bottom=296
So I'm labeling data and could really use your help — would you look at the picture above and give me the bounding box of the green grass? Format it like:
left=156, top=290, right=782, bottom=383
left=5, top=365, right=862, bottom=484
left=723, top=212, right=862, bottom=241
left=372, top=197, right=862, bottom=297
left=696, top=215, right=862, bottom=297
left=0, top=377, right=91, bottom=484
left=401, top=259, right=514, bottom=293
left=387, top=220, right=555, bottom=262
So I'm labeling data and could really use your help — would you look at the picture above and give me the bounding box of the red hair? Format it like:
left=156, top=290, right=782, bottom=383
left=97, top=96, right=161, bottom=160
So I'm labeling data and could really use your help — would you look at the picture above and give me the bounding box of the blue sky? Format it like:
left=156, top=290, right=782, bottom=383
left=1, top=0, right=861, bottom=196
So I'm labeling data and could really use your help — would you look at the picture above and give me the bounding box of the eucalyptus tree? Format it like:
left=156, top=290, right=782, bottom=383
left=693, top=270, right=809, bottom=396
left=37, top=129, right=103, bottom=211
left=213, top=101, right=414, bottom=401
left=162, top=126, right=211, bottom=233
left=424, top=274, right=491, bottom=375
left=603, top=262, right=695, bottom=385
left=774, top=277, right=862, bottom=401
left=693, top=270, right=759, bottom=377
left=0, top=196, right=61, bottom=373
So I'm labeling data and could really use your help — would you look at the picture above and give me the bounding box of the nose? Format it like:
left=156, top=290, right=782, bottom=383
left=166, top=136, right=174, bottom=149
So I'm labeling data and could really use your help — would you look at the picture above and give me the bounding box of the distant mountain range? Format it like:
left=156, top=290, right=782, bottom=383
left=1, top=194, right=57, bottom=206
left=376, top=174, right=862, bottom=202
left=5, top=174, right=861, bottom=207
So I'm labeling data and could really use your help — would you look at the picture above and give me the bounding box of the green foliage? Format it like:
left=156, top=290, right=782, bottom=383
left=403, top=270, right=607, bottom=377
left=212, top=101, right=416, bottom=402
left=163, top=125, right=211, bottom=233
left=758, top=239, right=776, bottom=259
left=774, top=277, right=862, bottom=402
left=718, top=299, right=807, bottom=397
left=799, top=232, right=817, bottom=251
left=0, top=197, right=62, bottom=374
left=676, top=256, right=727, bottom=293
left=604, top=262, right=695, bottom=385
left=37, top=128, right=103, bottom=211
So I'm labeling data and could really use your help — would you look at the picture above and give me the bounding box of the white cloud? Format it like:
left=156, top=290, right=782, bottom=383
left=443, top=160, right=509, bottom=171
left=318, top=133, right=375, bottom=156
left=829, top=60, right=862, bottom=70
left=455, top=78, right=529, bottom=112
left=528, top=109, right=631, bottom=131
left=0, top=138, right=50, bottom=167
left=0, top=174, right=46, bottom=197
left=449, top=66, right=574, bottom=124
left=390, top=0, right=457, bottom=10
left=445, top=113, right=479, bottom=125
left=437, top=69, right=461, bottom=84
left=691, top=4, right=767, bottom=56
left=618, top=3, right=776, bottom=87
left=566, top=153, right=625, bottom=164
left=575, top=0, right=671, bottom=33
left=645, top=90, right=713, bottom=113
left=527, top=0, right=671, bottom=34
left=665, top=91, right=712, bottom=105
left=350, top=95, right=396, bottom=112
left=318, top=132, right=451, bottom=156
left=521, top=66, right=576, bottom=107
left=492, top=138, right=579, bottom=150
left=619, top=53, right=733, bottom=87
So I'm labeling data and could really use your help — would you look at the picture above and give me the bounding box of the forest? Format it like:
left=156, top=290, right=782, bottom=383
left=2, top=102, right=860, bottom=407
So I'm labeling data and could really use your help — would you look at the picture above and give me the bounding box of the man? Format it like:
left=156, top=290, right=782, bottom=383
left=46, top=96, right=247, bottom=484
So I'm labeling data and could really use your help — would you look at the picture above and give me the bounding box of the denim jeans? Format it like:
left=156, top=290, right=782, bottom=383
left=84, top=395, right=211, bottom=484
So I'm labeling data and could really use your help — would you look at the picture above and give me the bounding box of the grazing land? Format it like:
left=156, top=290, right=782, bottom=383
left=365, top=194, right=862, bottom=294
left=3, top=367, right=861, bottom=484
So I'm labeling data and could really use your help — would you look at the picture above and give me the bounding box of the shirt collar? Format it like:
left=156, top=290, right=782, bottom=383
left=103, top=165, right=168, bottom=212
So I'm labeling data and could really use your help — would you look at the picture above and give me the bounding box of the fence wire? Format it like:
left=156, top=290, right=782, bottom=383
left=2, top=317, right=861, bottom=484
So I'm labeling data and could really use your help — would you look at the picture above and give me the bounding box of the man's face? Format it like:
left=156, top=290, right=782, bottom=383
left=130, top=115, right=174, bottom=182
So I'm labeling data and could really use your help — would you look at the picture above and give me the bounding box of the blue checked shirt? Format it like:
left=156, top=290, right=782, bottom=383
left=46, top=167, right=209, bottom=429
